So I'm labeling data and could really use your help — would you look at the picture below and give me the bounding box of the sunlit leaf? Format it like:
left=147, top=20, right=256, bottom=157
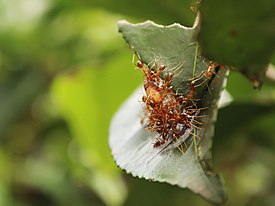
left=51, top=62, right=137, bottom=206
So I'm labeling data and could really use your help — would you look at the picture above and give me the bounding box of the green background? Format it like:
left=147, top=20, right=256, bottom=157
left=0, top=0, right=275, bottom=205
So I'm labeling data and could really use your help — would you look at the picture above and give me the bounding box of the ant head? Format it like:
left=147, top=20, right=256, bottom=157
left=137, top=61, right=143, bottom=68
left=159, top=65, right=166, bottom=71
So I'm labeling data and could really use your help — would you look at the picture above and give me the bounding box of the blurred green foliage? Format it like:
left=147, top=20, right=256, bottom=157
left=0, top=0, right=275, bottom=206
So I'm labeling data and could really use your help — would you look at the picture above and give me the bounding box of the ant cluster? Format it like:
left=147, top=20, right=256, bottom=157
left=137, top=60, right=204, bottom=149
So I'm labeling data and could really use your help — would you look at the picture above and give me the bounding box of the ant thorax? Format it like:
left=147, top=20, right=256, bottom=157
left=137, top=60, right=202, bottom=149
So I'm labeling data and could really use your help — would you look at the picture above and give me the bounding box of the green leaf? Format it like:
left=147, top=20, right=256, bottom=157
left=110, top=20, right=228, bottom=204
left=51, top=65, right=131, bottom=206
left=87, top=0, right=196, bottom=26
left=215, top=102, right=275, bottom=140
left=198, top=0, right=275, bottom=88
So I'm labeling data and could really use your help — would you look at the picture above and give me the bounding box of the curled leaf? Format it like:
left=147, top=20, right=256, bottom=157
left=110, top=20, right=228, bottom=204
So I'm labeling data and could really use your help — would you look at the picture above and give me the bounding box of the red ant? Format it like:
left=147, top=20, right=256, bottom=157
left=206, top=61, right=215, bottom=77
left=137, top=60, right=143, bottom=69
left=205, top=61, right=225, bottom=77
left=137, top=60, right=202, bottom=149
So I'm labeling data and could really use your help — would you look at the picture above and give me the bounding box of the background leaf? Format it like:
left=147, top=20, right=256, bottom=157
left=198, top=0, right=275, bottom=87
left=51, top=49, right=141, bottom=206
left=86, top=0, right=197, bottom=26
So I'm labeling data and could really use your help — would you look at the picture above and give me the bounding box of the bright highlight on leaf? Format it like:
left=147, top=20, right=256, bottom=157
left=109, top=20, right=229, bottom=204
